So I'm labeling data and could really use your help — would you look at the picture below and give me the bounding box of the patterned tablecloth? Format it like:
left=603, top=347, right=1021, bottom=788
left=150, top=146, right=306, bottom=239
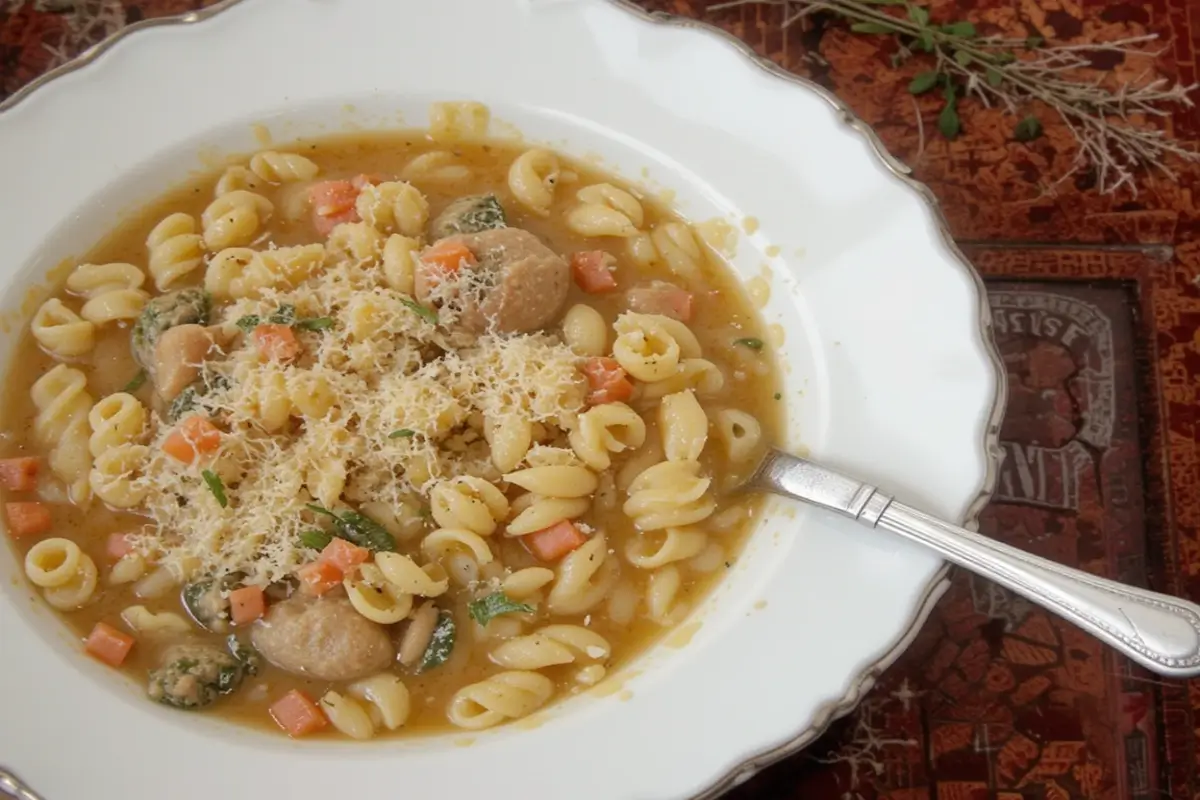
left=4, top=1, right=1200, bottom=798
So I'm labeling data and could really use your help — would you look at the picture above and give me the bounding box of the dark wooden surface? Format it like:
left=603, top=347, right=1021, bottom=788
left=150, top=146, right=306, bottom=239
left=4, top=1, right=1200, bottom=797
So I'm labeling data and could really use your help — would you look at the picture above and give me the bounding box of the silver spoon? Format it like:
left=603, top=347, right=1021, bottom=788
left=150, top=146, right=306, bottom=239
left=744, top=449, right=1200, bottom=678
left=0, top=768, right=44, bottom=800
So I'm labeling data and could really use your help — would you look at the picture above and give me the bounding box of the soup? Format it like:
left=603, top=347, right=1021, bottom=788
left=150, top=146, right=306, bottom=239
left=3, top=103, right=782, bottom=738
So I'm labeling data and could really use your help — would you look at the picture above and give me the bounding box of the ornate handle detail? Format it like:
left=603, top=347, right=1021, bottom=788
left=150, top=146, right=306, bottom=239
left=748, top=450, right=1200, bottom=677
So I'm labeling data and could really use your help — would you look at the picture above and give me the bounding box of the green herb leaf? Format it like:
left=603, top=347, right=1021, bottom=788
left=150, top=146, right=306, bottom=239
left=304, top=503, right=395, bottom=552
left=201, top=469, right=228, bottom=508
left=941, top=21, right=976, bottom=37
left=389, top=429, right=416, bottom=439
left=850, top=22, right=894, bottom=34
left=268, top=304, right=297, bottom=325
left=733, top=337, right=764, bottom=350
left=917, top=30, right=935, bottom=51
left=1014, top=115, right=1043, bottom=142
left=907, top=5, right=930, bottom=26
left=299, top=529, right=333, bottom=550
left=954, top=49, right=972, bottom=66
left=419, top=611, right=456, bottom=673
left=986, top=67, right=1004, bottom=87
left=938, top=102, right=962, bottom=139
left=858, top=0, right=906, bottom=4
left=468, top=592, right=535, bottom=627
left=1025, top=35, right=1044, bottom=48
left=235, top=315, right=261, bottom=333
left=908, top=71, right=940, bottom=94
left=294, top=317, right=335, bottom=332
left=123, top=370, right=148, bottom=393
left=993, top=51, right=1017, bottom=65
left=399, top=297, right=438, bottom=324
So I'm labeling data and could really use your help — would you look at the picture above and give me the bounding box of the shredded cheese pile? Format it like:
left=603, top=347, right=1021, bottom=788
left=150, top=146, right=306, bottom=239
left=132, top=255, right=585, bottom=585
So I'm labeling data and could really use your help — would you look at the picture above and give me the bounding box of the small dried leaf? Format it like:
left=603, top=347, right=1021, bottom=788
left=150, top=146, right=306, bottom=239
left=1025, top=35, right=1044, bottom=48
left=942, top=21, right=977, bottom=37
left=908, top=71, right=940, bottom=94
left=954, top=49, right=972, bottom=66
left=938, top=103, right=962, bottom=139
left=907, top=5, right=931, bottom=26
left=850, top=22, right=894, bottom=34
left=917, top=30, right=935, bottom=51
left=986, top=67, right=1004, bottom=87
left=1014, top=116, right=1043, bottom=142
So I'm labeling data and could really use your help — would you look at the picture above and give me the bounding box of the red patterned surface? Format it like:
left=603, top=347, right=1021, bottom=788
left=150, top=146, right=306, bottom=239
left=3, top=1, right=1200, bottom=798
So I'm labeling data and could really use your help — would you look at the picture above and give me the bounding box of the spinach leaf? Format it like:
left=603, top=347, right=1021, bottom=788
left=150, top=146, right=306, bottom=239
left=299, top=529, right=333, bottom=551
left=235, top=315, right=261, bottom=333
left=468, top=592, right=534, bottom=627
left=201, top=469, right=228, bottom=508
left=418, top=611, right=456, bottom=673
left=269, top=304, right=296, bottom=325
left=294, top=317, right=335, bottom=332
left=304, top=503, right=396, bottom=552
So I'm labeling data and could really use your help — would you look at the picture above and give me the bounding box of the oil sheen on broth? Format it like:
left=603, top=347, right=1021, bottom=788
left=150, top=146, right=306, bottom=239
left=2, top=112, right=782, bottom=739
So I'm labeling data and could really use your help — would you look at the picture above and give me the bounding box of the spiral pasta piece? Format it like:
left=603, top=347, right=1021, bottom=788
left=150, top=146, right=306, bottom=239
left=375, top=552, right=449, bottom=597
left=381, top=234, right=420, bottom=294
left=650, top=221, right=705, bottom=280
left=565, top=183, right=644, bottom=238
left=356, top=181, right=429, bottom=237
left=249, top=151, right=320, bottom=183
left=611, top=312, right=702, bottom=383
left=484, top=414, right=532, bottom=474
left=547, top=532, right=618, bottom=615
left=639, top=358, right=725, bottom=400
left=201, top=189, right=273, bottom=249
left=401, top=151, right=472, bottom=184
left=489, top=624, right=611, bottom=670
left=714, top=408, right=763, bottom=463
left=560, top=303, right=607, bottom=357
left=429, top=476, right=509, bottom=536
left=31, top=364, right=93, bottom=504
left=120, top=605, right=193, bottom=636
left=422, top=527, right=495, bottom=588
left=624, top=527, right=707, bottom=569
left=146, top=213, right=206, bottom=289
left=320, top=691, right=376, bottom=740
left=348, top=673, right=411, bottom=731
left=214, top=165, right=265, bottom=196
left=507, top=148, right=560, bottom=216
left=344, top=563, right=415, bottom=624
left=658, top=390, right=708, bottom=462
left=569, top=402, right=646, bottom=471
left=31, top=299, right=95, bottom=359
left=66, top=262, right=148, bottom=324
left=623, top=459, right=715, bottom=531
left=446, top=671, right=554, bottom=730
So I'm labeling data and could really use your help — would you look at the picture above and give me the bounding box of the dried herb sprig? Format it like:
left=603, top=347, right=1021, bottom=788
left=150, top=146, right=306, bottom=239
left=709, top=0, right=1199, bottom=193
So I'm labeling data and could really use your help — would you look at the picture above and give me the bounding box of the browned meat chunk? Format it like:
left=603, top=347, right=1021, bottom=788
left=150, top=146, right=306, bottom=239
left=154, top=324, right=216, bottom=402
left=250, top=595, right=394, bottom=681
left=415, top=227, right=569, bottom=335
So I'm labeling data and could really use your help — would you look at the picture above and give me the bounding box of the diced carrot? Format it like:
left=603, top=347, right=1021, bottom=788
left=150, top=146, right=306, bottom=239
left=581, top=357, right=635, bottom=406
left=319, top=538, right=370, bottom=573
left=106, top=532, right=135, bottom=560
left=570, top=250, right=619, bottom=293
left=0, top=457, right=39, bottom=491
left=269, top=689, right=329, bottom=738
left=351, top=173, right=386, bottom=190
left=6, top=502, right=51, bottom=539
left=229, top=585, right=266, bottom=626
left=253, top=323, right=301, bottom=363
left=84, top=622, right=135, bottom=667
left=626, top=281, right=693, bottom=322
left=162, top=416, right=222, bottom=464
left=523, top=520, right=589, bottom=562
left=420, top=240, right=477, bottom=275
left=297, top=560, right=343, bottom=596
left=308, top=180, right=361, bottom=235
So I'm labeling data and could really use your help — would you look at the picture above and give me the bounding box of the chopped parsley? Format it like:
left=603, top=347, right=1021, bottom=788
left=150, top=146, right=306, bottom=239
left=237, top=304, right=332, bottom=333
left=294, top=316, right=335, bottom=332
left=388, top=429, right=416, bottom=439
left=299, top=529, right=333, bottom=551
left=468, top=592, right=534, bottom=627
left=418, top=611, right=456, bottom=673
left=733, top=337, right=764, bottom=351
left=305, top=503, right=396, bottom=552
left=123, top=370, right=148, bottom=392
left=200, top=469, right=228, bottom=508
left=399, top=297, right=438, bottom=324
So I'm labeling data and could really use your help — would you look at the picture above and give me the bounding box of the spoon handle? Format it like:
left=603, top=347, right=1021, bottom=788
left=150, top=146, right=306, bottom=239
left=0, top=769, right=45, bottom=800
left=748, top=449, right=1200, bottom=677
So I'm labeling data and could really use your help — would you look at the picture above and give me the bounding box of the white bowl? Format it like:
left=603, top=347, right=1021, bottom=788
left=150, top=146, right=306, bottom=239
left=0, top=1, right=1003, bottom=798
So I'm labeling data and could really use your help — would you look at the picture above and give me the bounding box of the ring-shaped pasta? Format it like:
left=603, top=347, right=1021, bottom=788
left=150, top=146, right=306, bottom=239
left=25, top=537, right=83, bottom=588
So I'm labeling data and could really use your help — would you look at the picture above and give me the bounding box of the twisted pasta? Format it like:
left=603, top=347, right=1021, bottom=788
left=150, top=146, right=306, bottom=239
left=344, top=563, right=415, bottom=624
left=658, top=390, right=708, bottom=462
left=327, top=221, right=385, bottom=262
left=611, top=312, right=703, bottom=382
left=375, top=552, right=449, bottom=597
left=31, top=364, right=93, bottom=504
left=214, top=165, right=265, bottom=196
left=714, top=408, right=762, bottom=463
left=91, top=444, right=150, bottom=509
left=547, top=532, right=618, bottom=615
left=501, top=567, right=556, bottom=600
left=569, top=402, right=646, bottom=471
left=421, top=527, right=495, bottom=587
left=401, top=151, right=472, bottom=184
left=429, top=476, right=509, bottom=536
left=381, top=234, right=419, bottom=294
left=489, top=624, right=611, bottom=670
left=504, top=465, right=597, bottom=536
left=356, top=181, right=429, bottom=237
left=348, top=673, right=410, bottom=731
left=561, top=303, right=607, bottom=357
left=24, top=538, right=98, bottom=610
left=484, top=414, right=532, bottom=473
left=565, top=183, right=644, bottom=238
left=507, top=148, right=560, bottom=216
left=651, top=222, right=705, bottom=281
left=88, top=393, right=147, bottom=458
left=622, top=460, right=715, bottom=531
left=120, top=605, right=192, bottom=636
left=639, top=358, right=725, bottom=400
left=146, top=213, right=206, bottom=290
left=206, top=244, right=325, bottom=301
left=31, top=299, right=94, bottom=359
left=320, top=691, right=376, bottom=740
left=248, top=151, right=320, bottom=183
left=201, top=189, right=273, bottom=249
left=645, top=564, right=686, bottom=625
left=446, top=671, right=553, bottom=730
left=624, top=527, right=707, bottom=569
left=66, top=262, right=148, bottom=324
